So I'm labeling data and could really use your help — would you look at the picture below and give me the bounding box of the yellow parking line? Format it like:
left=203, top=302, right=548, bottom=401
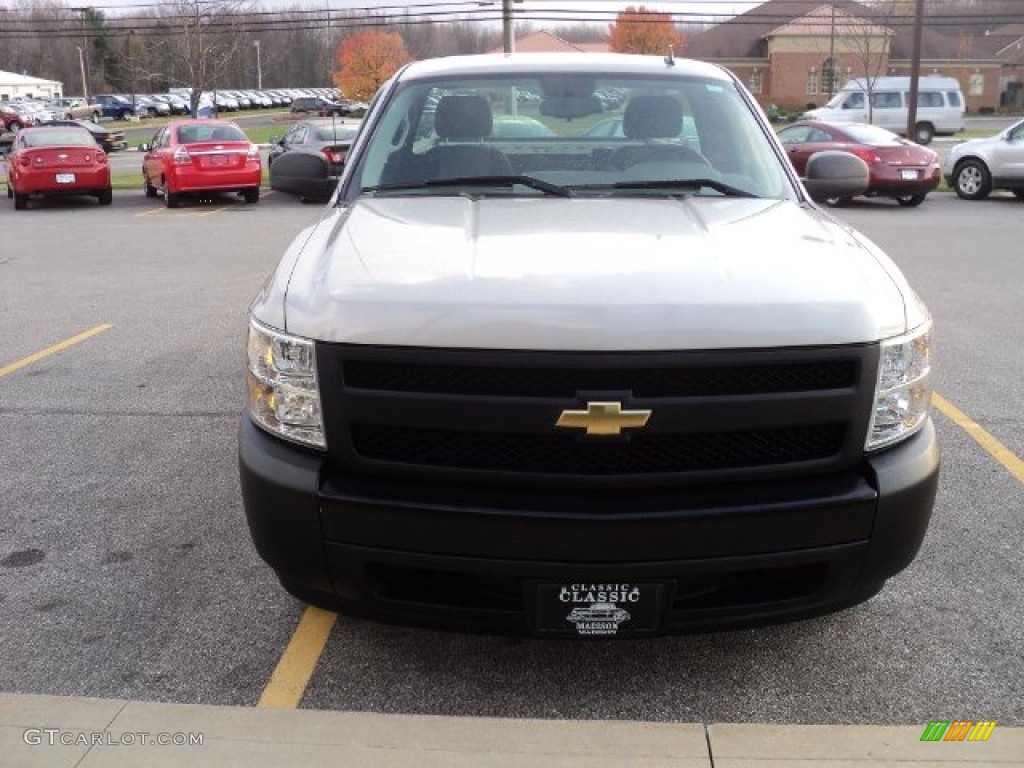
left=257, top=606, right=337, bottom=709
left=0, top=324, right=113, bottom=379
left=933, top=392, right=1024, bottom=483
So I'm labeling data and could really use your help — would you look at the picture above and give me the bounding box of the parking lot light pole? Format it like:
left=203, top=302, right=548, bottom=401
left=254, top=40, right=262, bottom=90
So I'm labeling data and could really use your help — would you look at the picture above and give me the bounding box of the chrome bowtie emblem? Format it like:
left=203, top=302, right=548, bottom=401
left=555, top=401, right=652, bottom=436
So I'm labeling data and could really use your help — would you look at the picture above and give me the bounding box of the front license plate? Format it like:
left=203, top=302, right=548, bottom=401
left=900, top=169, right=918, bottom=180
left=56, top=173, right=75, bottom=184
left=533, top=582, right=666, bottom=637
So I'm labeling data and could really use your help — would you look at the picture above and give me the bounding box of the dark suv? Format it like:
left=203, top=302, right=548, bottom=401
left=289, top=96, right=363, bottom=117
left=89, top=94, right=136, bottom=120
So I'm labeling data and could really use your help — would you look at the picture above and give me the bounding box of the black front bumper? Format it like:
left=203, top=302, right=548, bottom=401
left=239, top=417, right=939, bottom=635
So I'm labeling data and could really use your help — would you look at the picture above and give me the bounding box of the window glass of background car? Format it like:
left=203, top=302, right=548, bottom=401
left=843, top=92, right=865, bottom=109
left=778, top=125, right=812, bottom=144
left=946, top=91, right=962, bottom=108
left=917, top=91, right=943, bottom=108
left=871, top=92, right=902, bottom=109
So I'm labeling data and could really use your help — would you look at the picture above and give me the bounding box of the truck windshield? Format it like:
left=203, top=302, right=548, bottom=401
left=350, top=71, right=791, bottom=201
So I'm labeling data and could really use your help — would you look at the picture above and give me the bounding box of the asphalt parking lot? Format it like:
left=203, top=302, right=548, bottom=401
left=0, top=189, right=1021, bottom=730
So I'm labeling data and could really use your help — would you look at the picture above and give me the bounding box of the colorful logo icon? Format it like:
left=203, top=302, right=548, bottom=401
left=920, top=721, right=997, bottom=742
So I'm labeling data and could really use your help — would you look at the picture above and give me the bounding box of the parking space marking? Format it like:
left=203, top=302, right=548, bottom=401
left=933, top=393, right=1024, bottom=483
left=257, top=606, right=337, bottom=709
left=0, top=324, right=113, bottom=379
left=133, top=195, right=273, bottom=218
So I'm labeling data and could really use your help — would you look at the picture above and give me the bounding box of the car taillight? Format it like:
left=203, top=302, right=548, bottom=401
left=247, top=144, right=260, bottom=162
left=95, top=152, right=107, bottom=165
left=19, top=154, right=31, bottom=166
left=322, top=148, right=346, bottom=164
left=172, top=146, right=191, bottom=165
left=850, top=147, right=880, bottom=165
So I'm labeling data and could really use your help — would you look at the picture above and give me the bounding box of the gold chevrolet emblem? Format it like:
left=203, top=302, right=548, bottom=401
left=555, top=401, right=652, bottom=436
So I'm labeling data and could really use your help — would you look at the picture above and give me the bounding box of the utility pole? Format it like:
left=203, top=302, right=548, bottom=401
left=906, top=0, right=924, bottom=141
left=827, top=2, right=836, bottom=97
left=503, top=0, right=515, bottom=54
left=71, top=7, right=92, bottom=97
left=75, top=46, right=88, bottom=99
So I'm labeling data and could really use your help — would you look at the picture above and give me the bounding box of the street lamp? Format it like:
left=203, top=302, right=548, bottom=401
left=127, top=30, right=135, bottom=112
left=254, top=40, right=262, bottom=90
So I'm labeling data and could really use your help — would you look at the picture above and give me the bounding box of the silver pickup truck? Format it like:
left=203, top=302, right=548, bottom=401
left=240, top=53, right=938, bottom=638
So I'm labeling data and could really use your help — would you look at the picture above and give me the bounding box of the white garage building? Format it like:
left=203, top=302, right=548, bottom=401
left=0, top=70, right=63, bottom=101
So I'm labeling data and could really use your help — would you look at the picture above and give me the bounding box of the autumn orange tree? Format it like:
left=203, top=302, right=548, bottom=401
left=608, top=6, right=684, bottom=55
left=333, top=30, right=411, bottom=101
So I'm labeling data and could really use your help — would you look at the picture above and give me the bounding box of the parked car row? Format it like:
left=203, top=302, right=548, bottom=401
left=780, top=117, right=1024, bottom=206
left=289, top=96, right=368, bottom=118
left=2, top=100, right=58, bottom=131
left=4, top=119, right=263, bottom=210
left=7, top=109, right=1021, bottom=212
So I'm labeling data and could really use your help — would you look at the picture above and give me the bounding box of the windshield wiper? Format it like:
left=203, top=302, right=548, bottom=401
left=365, top=175, right=573, bottom=198
left=574, top=178, right=758, bottom=198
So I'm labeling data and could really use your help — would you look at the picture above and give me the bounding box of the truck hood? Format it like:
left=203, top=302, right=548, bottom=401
left=275, top=196, right=909, bottom=350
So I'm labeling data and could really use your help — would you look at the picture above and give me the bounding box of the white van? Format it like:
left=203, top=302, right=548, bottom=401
left=804, top=75, right=964, bottom=144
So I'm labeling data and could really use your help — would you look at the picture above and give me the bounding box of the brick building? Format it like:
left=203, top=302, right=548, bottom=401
left=685, top=0, right=1023, bottom=113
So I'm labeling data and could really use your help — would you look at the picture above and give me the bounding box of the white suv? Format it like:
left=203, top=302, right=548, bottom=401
left=943, top=118, right=1024, bottom=200
left=240, top=53, right=938, bottom=637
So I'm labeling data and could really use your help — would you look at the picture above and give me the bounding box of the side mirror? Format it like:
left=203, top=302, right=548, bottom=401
left=802, top=150, right=869, bottom=203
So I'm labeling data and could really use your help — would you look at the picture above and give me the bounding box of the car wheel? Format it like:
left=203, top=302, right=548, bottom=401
left=913, top=122, right=934, bottom=145
left=13, top=190, right=27, bottom=210
left=824, top=196, right=852, bottom=208
left=143, top=175, right=158, bottom=198
left=6, top=186, right=11, bottom=199
left=163, top=184, right=179, bottom=209
left=10, top=122, right=21, bottom=133
left=953, top=159, right=992, bottom=200
left=896, top=194, right=926, bottom=207
left=242, top=187, right=260, bottom=204
left=91, top=112, right=100, bottom=124
left=1012, top=189, right=1024, bottom=200
left=97, top=188, right=112, bottom=206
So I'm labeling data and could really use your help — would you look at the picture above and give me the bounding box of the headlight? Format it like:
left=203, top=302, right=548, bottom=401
left=246, top=317, right=325, bottom=449
left=866, top=321, right=932, bottom=451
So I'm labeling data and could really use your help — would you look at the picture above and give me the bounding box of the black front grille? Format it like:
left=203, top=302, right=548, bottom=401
left=343, top=359, right=857, bottom=398
left=319, top=344, right=876, bottom=484
left=351, top=423, right=847, bottom=475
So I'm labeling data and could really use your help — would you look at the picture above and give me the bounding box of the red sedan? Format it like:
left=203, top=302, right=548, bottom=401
left=6, top=126, right=112, bottom=210
left=778, top=120, right=940, bottom=207
left=141, top=119, right=261, bottom=208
